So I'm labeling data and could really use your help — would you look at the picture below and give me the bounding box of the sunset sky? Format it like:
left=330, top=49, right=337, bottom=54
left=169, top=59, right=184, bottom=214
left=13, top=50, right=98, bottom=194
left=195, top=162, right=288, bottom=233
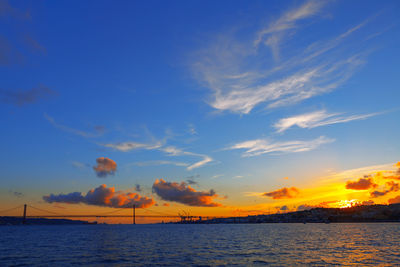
left=1, top=0, right=400, bottom=223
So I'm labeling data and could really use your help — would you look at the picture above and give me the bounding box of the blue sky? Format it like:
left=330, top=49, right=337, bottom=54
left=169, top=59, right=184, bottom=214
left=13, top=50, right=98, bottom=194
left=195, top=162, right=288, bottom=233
left=1, top=0, right=400, bottom=219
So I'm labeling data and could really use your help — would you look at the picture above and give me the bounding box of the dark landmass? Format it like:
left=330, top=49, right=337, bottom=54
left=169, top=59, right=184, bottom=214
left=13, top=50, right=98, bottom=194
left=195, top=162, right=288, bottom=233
left=0, top=216, right=97, bottom=225
left=179, top=203, right=400, bottom=224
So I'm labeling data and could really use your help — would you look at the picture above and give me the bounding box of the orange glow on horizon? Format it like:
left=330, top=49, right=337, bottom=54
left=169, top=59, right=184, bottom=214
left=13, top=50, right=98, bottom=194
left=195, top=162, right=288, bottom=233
left=332, top=199, right=359, bottom=208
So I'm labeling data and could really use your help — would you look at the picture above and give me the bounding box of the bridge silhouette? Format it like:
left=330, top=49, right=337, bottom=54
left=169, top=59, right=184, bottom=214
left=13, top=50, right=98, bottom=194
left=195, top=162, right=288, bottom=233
left=0, top=204, right=216, bottom=224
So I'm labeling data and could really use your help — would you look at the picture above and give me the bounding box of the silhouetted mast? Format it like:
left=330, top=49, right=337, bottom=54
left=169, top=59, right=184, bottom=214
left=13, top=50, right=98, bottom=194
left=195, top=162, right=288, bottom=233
left=23, top=204, right=27, bottom=224
left=133, top=204, right=136, bottom=225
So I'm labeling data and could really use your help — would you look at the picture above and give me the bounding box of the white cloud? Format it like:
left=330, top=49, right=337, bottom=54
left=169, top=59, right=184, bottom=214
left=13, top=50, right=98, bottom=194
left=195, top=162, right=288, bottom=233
left=44, top=113, right=103, bottom=138
left=103, top=142, right=212, bottom=171
left=161, top=146, right=213, bottom=171
left=274, top=110, right=379, bottom=133
left=192, top=2, right=377, bottom=114
left=103, top=141, right=163, bottom=152
left=209, top=60, right=363, bottom=114
left=160, top=146, right=184, bottom=156
left=254, top=0, right=326, bottom=59
left=133, top=160, right=189, bottom=167
left=187, top=155, right=213, bottom=171
left=71, top=161, right=89, bottom=169
left=228, top=136, right=334, bottom=157
left=188, top=124, right=197, bottom=135
left=243, top=192, right=265, bottom=197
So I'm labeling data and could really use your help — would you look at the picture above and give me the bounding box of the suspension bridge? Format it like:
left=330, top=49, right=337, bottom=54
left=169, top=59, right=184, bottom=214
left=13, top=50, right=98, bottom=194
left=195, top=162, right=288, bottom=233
left=0, top=204, right=209, bottom=224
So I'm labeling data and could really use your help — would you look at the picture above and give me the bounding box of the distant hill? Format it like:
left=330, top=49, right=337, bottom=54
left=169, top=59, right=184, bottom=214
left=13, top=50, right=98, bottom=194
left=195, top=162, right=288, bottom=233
left=0, top=216, right=96, bottom=225
left=186, top=204, right=400, bottom=224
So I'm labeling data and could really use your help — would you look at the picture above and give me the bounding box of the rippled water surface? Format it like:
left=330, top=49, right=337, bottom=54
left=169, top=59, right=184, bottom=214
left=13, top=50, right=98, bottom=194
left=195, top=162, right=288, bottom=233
left=1, top=223, right=400, bottom=266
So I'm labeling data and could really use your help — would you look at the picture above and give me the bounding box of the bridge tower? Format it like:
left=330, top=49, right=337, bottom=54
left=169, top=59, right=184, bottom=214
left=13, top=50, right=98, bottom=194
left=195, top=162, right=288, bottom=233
left=23, top=204, right=27, bottom=224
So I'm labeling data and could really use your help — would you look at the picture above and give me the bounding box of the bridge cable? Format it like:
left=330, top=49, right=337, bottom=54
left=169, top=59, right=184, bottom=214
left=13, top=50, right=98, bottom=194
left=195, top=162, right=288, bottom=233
left=0, top=205, right=24, bottom=215
left=141, top=207, right=176, bottom=217
left=28, top=205, right=61, bottom=215
left=96, top=207, right=127, bottom=216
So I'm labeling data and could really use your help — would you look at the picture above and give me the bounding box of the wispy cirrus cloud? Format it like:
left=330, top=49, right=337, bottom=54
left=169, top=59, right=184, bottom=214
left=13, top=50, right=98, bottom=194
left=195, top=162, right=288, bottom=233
left=44, top=113, right=105, bottom=138
left=254, top=0, right=326, bottom=60
left=274, top=110, right=379, bottom=133
left=71, top=161, right=90, bottom=169
left=186, top=154, right=213, bottom=171
left=192, top=1, right=379, bottom=114
left=160, top=146, right=213, bottom=170
left=133, top=160, right=189, bottom=167
left=103, top=142, right=212, bottom=171
left=103, top=141, right=162, bottom=152
left=228, top=136, right=334, bottom=157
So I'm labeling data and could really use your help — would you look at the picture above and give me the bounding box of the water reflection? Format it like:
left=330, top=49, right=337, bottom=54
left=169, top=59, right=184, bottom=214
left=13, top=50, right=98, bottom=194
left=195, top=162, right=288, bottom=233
left=1, top=223, right=399, bottom=266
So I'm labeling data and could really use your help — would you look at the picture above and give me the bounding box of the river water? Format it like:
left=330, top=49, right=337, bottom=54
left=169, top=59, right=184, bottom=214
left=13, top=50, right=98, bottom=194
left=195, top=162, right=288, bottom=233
left=1, top=223, right=399, bottom=266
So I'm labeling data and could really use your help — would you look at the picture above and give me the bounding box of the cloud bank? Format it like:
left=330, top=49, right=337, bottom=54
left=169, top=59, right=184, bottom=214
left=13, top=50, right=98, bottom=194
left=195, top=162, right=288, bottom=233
left=43, top=184, right=155, bottom=208
left=152, top=179, right=221, bottom=207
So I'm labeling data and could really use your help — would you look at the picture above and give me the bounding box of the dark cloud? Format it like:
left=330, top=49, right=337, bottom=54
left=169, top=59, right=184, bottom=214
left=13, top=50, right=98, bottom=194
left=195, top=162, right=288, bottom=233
left=43, top=191, right=84, bottom=204
left=43, top=184, right=155, bottom=208
left=93, top=157, right=117, bottom=177
left=134, top=184, right=141, bottom=192
left=263, top=187, right=299, bottom=199
left=361, top=200, right=374, bottom=206
left=186, top=179, right=197, bottom=185
left=370, top=190, right=387, bottom=198
left=297, top=204, right=318, bottom=211
left=186, top=174, right=199, bottom=185
left=8, top=190, right=23, bottom=198
left=388, top=195, right=400, bottom=204
left=297, top=204, right=316, bottom=211
left=387, top=181, right=400, bottom=192
left=297, top=201, right=339, bottom=211
left=0, top=85, right=56, bottom=106
left=93, top=125, right=106, bottom=134
left=152, top=179, right=221, bottom=207
left=370, top=181, right=400, bottom=198
left=345, top=177, right=377, bottom=190
left=280, top=205, right=288, bottom=211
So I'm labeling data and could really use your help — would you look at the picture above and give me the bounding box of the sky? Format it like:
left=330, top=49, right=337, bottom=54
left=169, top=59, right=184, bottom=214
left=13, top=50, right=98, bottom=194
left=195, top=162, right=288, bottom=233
left=1, top=0, right=400, bottom=223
